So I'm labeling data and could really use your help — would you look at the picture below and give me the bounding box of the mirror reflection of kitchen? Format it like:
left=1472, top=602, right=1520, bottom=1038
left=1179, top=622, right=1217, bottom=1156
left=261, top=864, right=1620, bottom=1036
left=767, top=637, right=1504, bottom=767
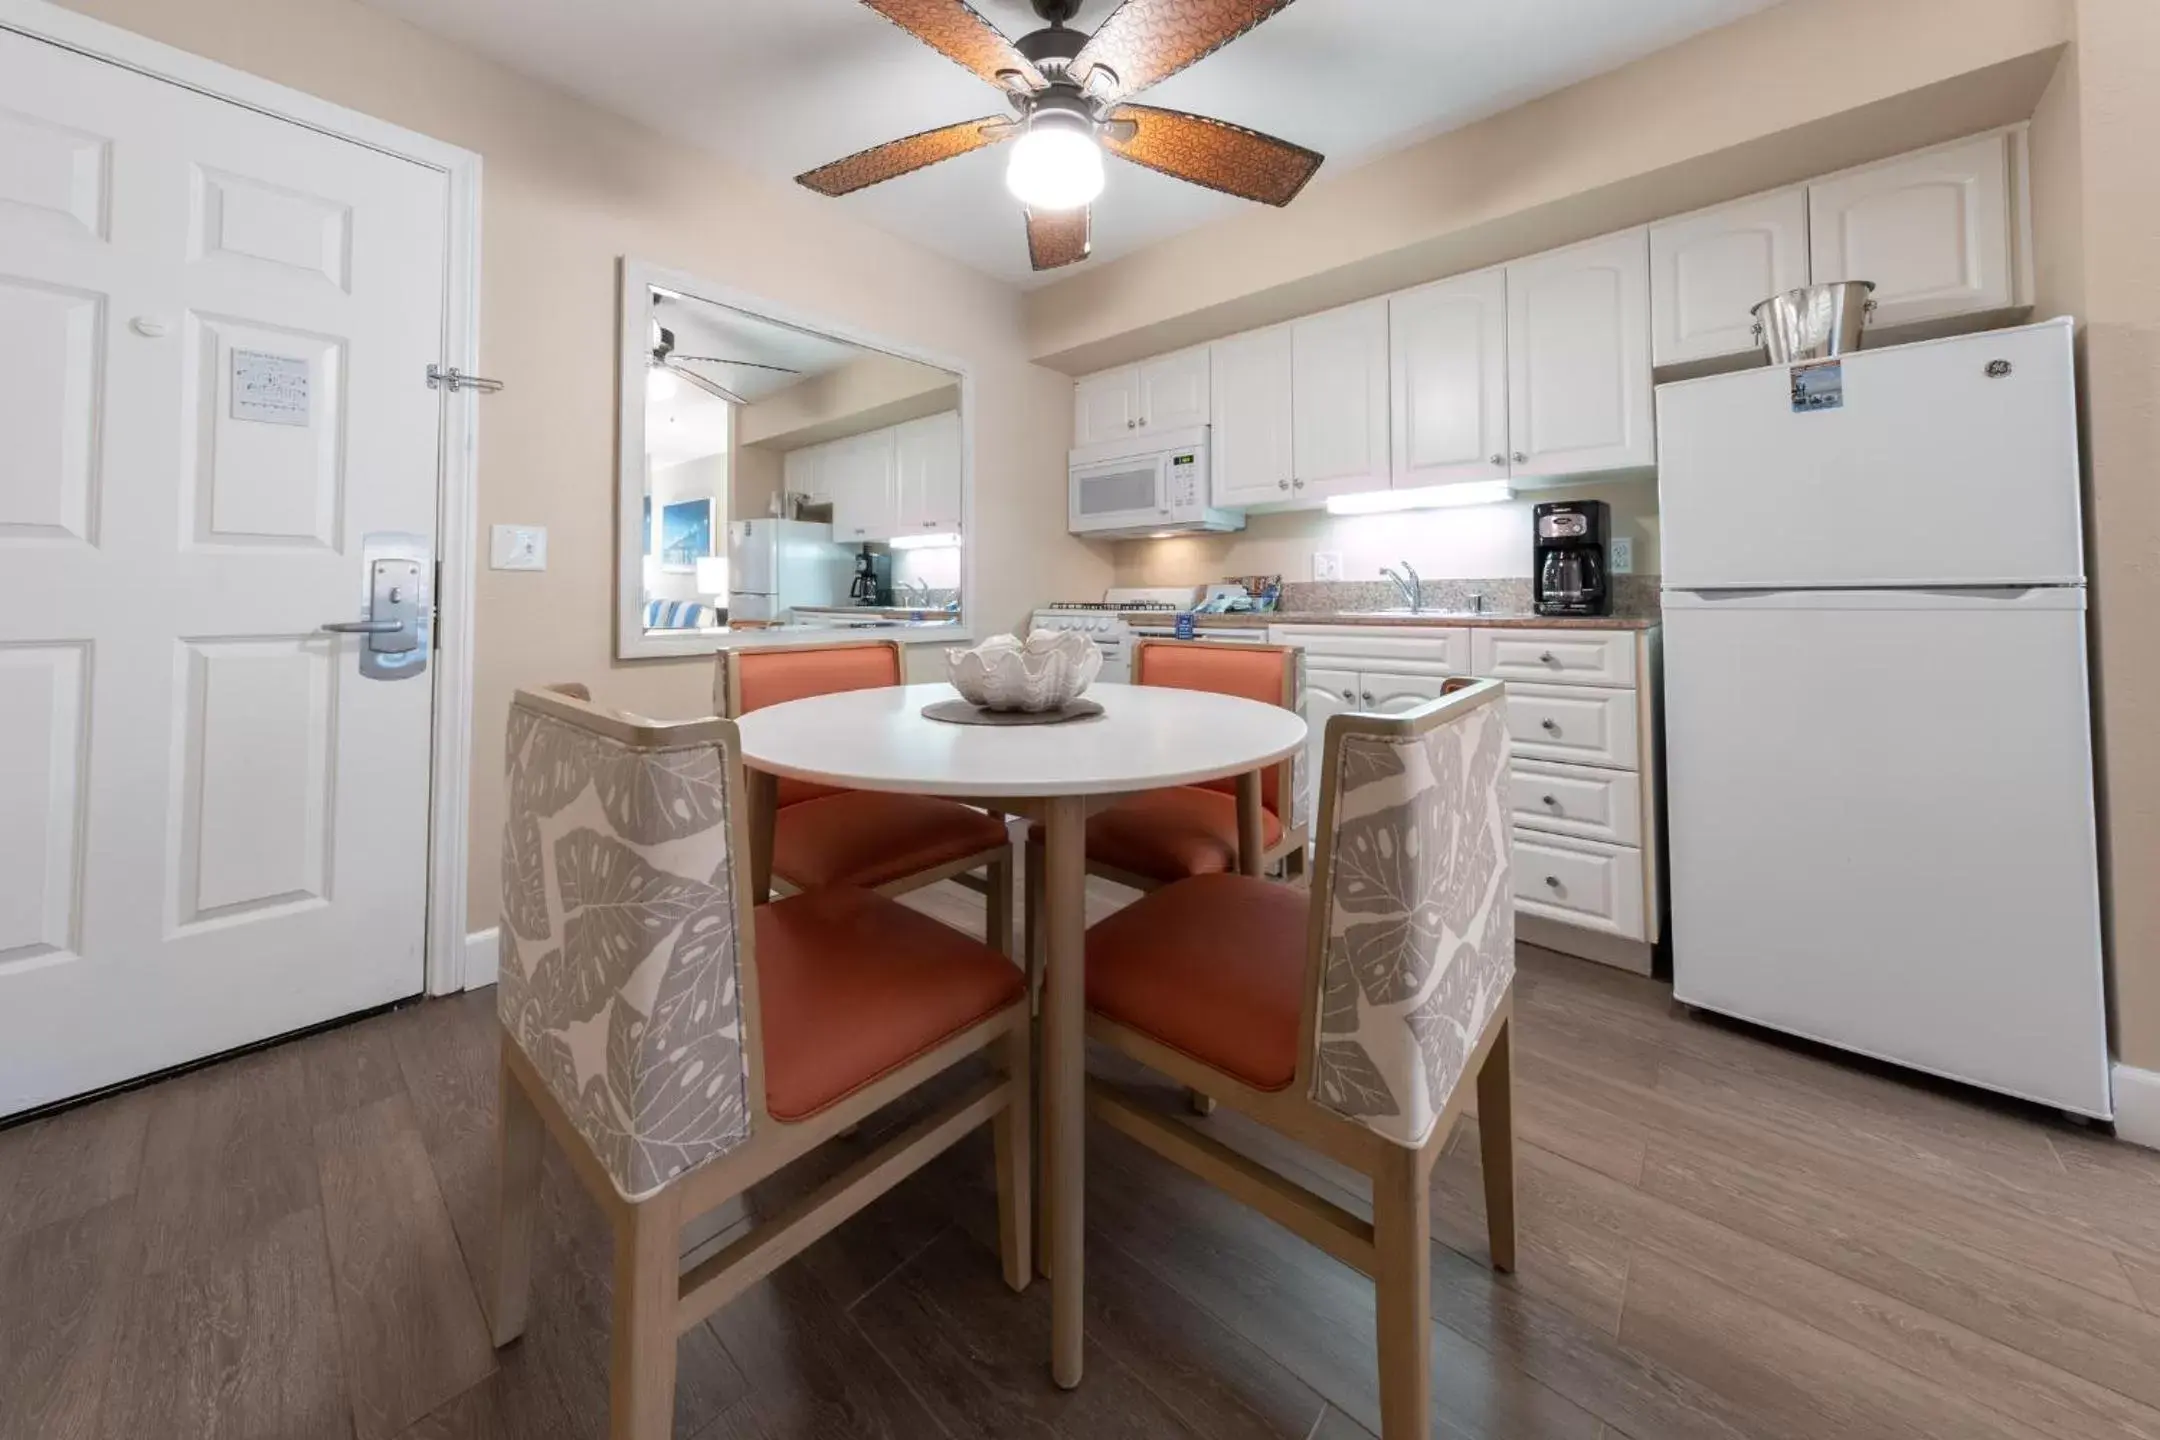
left=637, top=283, right=964, bottom=641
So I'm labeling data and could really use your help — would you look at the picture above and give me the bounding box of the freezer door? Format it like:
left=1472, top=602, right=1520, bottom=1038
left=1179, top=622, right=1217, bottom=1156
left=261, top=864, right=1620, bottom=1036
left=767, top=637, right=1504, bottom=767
left=728, top=522, right=776, bottom=595
left=1656, top=321, right=2084, bottom=589
left=1664, top=588, right=2110, bottom=1116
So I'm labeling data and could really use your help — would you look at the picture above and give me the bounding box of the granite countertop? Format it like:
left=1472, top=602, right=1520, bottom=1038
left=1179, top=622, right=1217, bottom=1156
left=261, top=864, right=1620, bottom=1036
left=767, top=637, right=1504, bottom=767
left=1132, top=611, right=1658, bottom=631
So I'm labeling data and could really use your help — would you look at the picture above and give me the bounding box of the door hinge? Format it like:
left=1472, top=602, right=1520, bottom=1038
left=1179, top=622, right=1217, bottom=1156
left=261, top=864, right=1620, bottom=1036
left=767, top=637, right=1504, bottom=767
left=427, top=364, right=504, bottom=394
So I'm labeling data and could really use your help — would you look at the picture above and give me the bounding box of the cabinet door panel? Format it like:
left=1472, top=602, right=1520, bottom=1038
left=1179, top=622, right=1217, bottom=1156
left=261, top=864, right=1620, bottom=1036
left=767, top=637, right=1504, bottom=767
left=1301, top=665, right=1359, bottom=829
left=1074, top=367, right=1142, bottom=446
left=1809, top=132, right=2013, bottom=329
left=829, top=429, right=897, bottom=542
left=1363, top=670, right=1454, bottom=714
left=1210, top=327, right=1295, bottom=508
left=1291, top=299, right=1390, bottom=503
left=1650, top=188, right=1809, bottom=365
left=1507, top=229, right=1655, bottom=480
left=1390, top=268, right=1510, bottom=488
left=1140, top=347, right=1210, bottom=431
left=893, top=411, right=961, bottom=534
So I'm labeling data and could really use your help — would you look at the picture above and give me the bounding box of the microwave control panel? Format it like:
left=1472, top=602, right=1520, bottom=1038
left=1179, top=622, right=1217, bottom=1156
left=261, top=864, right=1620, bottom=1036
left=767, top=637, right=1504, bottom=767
left=1169, top=452, right=1200, bottom=509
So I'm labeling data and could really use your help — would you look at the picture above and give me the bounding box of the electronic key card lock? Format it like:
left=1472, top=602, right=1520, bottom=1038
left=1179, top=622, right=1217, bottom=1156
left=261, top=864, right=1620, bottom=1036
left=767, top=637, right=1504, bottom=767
left=321, top=532, right=432, bottom=681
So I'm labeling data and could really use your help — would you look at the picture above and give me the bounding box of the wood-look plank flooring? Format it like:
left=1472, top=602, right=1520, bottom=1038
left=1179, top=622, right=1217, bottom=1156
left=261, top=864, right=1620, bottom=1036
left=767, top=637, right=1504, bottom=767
left=5, top=875, right=2160, bottom=1440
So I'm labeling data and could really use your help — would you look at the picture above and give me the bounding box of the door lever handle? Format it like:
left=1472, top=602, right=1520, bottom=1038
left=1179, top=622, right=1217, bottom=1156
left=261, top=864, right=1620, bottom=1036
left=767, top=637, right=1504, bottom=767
left=322, top=618, right=407, bottom=635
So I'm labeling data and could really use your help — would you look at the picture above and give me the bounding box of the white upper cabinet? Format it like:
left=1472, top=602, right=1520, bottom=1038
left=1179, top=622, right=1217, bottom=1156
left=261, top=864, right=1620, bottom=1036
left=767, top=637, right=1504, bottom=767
left=1649, top=187, right=1811, bottom=366
left=1390, top=267, right=1510, bottom=489
left=893, top=410, right=962, bottom=535
left=1073, top=347, right=1209, bottom=445
left=1291, top=299, right=1391, bottom=503
left=1209, top=325, right=1296, bottom=508
left=782, top=444, right=827, bottom=505
left=1073, top=367, right=1143, bottom=446
left=1506, top=228, right=1656, bottom=481
left=1808, top=131, right=2016, bottom=330
left=1139, top=347, right=1210, bottom=432
left=828, top=428, right=898, bottom=543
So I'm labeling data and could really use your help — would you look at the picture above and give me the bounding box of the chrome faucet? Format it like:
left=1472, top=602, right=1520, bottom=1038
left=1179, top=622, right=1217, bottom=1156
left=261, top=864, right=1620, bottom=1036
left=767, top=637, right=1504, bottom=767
left=1380, top=561, right=1423, bottom=614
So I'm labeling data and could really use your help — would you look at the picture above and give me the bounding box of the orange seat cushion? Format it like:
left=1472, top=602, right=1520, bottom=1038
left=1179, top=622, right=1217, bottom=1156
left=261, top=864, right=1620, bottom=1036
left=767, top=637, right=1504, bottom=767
left=1134, top=644, right=1292, bottom=816
left=1085, top=874, right=1308, bottom=1092
left=1034, top=786, right=1284, bottom=885
left=734, top=644, right=900, bottom=808
left=774, top=790, right=1009, bottom=891
left=756, top=887, right=1024, bottom=1122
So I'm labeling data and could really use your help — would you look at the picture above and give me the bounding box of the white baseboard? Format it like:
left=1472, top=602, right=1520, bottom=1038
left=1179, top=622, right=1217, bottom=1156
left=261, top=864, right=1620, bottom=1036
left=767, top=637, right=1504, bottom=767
left=2113, top=1063, right=2160, bottom=1150
left=463, top=927, right=500, bottom=990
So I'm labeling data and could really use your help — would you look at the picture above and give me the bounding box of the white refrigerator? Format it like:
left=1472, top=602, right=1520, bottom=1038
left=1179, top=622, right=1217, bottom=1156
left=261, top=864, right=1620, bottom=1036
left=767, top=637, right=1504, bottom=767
left=1656, top=319, right=2111, bottom=1117
left=726, top=519, right=849, bottom=623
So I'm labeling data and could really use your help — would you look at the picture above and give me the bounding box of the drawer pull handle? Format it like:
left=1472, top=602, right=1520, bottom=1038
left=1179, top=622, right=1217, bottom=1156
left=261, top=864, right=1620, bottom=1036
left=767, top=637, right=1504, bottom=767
left=1544, top=875, right=1562, bottom=889
left=1541, top=795, right=1559, bottom=807
left=1539, top=651, right=1557, bottom=663
left=1362, top=691, right=1375, bottom=705
left=1540, top=718, right=1559, bottom=733
left=1342, top=689, right=1356, bottom=703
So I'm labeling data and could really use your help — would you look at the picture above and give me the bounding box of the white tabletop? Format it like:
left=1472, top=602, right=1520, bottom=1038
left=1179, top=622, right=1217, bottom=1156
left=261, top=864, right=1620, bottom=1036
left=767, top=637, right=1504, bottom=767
left=734, top=682, right=1307, bottom=799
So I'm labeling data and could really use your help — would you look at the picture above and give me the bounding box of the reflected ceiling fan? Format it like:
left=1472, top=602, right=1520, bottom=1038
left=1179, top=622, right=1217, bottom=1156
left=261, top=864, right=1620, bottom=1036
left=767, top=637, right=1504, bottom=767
left=796, top=0, right=1321, bottom=271
left=650, top=322, right=801, bottom=406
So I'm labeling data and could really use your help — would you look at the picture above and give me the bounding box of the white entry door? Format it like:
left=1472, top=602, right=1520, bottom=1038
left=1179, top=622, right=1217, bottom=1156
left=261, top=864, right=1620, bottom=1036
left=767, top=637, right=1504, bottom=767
left=0, top=30, right=449, bottom=1115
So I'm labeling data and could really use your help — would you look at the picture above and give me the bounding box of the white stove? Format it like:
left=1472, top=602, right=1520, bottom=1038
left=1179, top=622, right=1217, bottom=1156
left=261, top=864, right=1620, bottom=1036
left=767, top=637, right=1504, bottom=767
left=1031, top=587, right=1272, bottom=682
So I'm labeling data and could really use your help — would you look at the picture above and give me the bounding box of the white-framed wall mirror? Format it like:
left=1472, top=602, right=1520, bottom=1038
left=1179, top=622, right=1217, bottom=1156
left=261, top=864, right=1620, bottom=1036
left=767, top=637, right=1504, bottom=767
left=616, top=259, right=972, bottom=659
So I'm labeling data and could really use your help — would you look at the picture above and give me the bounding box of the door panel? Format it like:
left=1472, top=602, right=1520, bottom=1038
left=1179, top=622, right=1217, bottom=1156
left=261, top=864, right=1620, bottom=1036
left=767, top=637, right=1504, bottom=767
left=1209, top=326, right=1294, bottom=507
left=1291, top=299, right=1389, bottom=502
left=1390, top=268, right=1508, bottom=489
left=0, top=31, right=448, bottom=1115
left=1074, top=367, right=1141, bottom=445
left=1809, top=132, right=2013, bottom=329
left=1507, top=229, right=1655, bottom=478
left=1649, top=187, right=1810, bottom=365
left=1139, top=348, right=1208, bottom=431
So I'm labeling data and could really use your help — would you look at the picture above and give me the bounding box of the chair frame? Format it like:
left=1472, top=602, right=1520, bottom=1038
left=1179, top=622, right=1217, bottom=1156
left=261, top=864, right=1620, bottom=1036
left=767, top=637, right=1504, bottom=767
left=717, top=639, right=1013, bottom=949
left=491, top=686, right=1031, bottom=1440
left=1082, top=678, right=1516, bottom=1440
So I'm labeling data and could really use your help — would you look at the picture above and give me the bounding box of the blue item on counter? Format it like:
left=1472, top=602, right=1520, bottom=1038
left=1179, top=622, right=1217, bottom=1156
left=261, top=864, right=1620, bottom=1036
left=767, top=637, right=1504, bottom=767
left=1175, top=612, right=1195, bottom=639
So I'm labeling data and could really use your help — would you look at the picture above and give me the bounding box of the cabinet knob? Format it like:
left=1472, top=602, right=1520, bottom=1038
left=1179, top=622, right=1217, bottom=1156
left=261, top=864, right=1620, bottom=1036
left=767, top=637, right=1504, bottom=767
left=1126, top=420, right=1136, bottom=429
left=1541, top=718, right=1559, bottom=732
left=1293, top=478, right=1305, bottom=489
left=1542, top=795, right=1559, bottom=808
left=1279, top=480, right=1290, bottom=491
left=1139, top=417, right=1149, bottom=426
left=1544, top=875, right=1562, bottom=889
left=1490, top=454, right=1506, bottom=466
left=1362, top=691, right=1375, bottom=705
left=1513, top=452, right=1528, bottom=464
left=1341, top=689, right=1356, bottom=703
left=1539, top=651, right=1557, bottom=663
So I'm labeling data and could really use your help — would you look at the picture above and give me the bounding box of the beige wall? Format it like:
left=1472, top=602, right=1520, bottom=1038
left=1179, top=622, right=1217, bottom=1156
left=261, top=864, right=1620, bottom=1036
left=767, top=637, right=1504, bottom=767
left=731, top=441, right=784, bottom=524
left=49, top=0, right=1111, bottom=935
left=1026, top=0, right=2070, bottom=372
left=736, top=352, right=960, bottom=449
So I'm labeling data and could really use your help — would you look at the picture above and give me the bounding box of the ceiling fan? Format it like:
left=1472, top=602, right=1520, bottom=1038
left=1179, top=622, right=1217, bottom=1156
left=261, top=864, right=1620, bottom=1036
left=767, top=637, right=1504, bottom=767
left=796, top=0, right=1321, bottom=271
left=650, top=322, right=802, bottom=406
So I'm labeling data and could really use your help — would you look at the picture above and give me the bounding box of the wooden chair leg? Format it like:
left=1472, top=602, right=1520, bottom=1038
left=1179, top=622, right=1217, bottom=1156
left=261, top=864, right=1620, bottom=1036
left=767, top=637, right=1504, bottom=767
left=1476, top=1015, right=1517, bottom=1274
left=992, top=1020, right=1033, bottom=1292
left=987, top=847, right=1014, bottom=960
left=1372, top=1144, right=1432, bottom=1440
left=490, top=1043, right=543, bottom=1347
left=1022, top=841, right=1045, bottom=1012
left=610, top=1192, right=681, bottom=1440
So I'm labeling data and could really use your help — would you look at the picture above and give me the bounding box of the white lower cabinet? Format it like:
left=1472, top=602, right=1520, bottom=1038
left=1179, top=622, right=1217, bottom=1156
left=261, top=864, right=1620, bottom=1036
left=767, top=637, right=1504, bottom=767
left=1277, top=622, right=1662, bottom=970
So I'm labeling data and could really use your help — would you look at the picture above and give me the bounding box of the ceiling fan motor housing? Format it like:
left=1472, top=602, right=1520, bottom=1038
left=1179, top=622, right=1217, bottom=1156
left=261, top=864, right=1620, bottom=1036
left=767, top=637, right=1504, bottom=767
left=1015, top=22, right=1088, bottom=78
left=1027, top=0, right=1086, bottom=27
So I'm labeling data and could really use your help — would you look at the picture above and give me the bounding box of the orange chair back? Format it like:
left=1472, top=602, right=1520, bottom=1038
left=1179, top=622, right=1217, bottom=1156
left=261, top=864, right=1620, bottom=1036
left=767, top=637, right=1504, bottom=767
left=1132, top=639, right=1296, bottom=818
left=726, top=640, right=903, bottom=808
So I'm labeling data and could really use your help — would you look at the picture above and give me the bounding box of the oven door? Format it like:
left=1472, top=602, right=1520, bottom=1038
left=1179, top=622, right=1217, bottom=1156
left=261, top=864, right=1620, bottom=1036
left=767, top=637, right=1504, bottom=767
left=1069, top=455, right=1169, bottom=535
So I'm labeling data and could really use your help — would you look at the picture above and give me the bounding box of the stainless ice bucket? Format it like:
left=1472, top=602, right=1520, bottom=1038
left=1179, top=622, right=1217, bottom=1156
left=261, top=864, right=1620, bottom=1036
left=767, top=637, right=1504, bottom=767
left=1752, top=282, right=1877, bottom=363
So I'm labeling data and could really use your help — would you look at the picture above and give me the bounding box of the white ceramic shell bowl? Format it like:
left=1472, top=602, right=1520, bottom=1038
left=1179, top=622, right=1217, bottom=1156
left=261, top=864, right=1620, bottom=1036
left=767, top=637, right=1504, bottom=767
left=945, top=629, right=1102, bottom=712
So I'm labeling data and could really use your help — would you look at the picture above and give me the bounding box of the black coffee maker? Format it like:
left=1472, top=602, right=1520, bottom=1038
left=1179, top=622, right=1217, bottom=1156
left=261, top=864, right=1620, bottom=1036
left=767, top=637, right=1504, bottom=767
left=1533, top=500, right=1611, bottom=617
left=849, top=545, right=892, bottom=607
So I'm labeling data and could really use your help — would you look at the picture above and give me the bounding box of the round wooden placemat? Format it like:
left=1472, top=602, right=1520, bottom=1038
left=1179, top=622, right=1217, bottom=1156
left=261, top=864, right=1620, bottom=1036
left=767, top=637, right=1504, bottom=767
left=920, top=697, right=1106, bottom=726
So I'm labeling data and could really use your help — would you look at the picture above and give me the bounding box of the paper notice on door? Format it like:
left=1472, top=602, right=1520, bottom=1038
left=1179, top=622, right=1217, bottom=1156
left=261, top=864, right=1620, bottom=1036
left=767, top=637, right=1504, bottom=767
left=231, top=349, right=311, bottom=426
left=1790, top=359, right=1844, bottom=414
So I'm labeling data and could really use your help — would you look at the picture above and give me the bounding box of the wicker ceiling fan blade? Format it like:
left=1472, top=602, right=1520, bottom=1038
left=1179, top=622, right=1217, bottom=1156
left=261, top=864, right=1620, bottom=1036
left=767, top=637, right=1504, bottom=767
left=859, top=0, right=1046, bottom=92
left=1102, top=104, right=1322, bottom=206
left=672, top=357, right=804, bottom=375
left=1025, top=206, right=1092, bottom=271
left=1069, top=0, right=1298, bottom=102
left=796, top=116, right=1018, bottom=197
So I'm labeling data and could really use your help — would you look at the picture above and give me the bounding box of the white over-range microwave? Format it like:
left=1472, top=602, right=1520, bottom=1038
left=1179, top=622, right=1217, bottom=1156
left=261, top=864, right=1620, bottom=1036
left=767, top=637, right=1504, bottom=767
left=1068, top=426, right=1246, bottom=539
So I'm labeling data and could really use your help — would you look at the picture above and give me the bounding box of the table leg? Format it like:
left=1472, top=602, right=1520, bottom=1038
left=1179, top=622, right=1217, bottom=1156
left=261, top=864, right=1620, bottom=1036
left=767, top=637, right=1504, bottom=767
left=1043, top=794, right=1086, bottom=1390
left=1236, top=769, right=1265, bottom=878
left=747, top=768, right=777, bottom=905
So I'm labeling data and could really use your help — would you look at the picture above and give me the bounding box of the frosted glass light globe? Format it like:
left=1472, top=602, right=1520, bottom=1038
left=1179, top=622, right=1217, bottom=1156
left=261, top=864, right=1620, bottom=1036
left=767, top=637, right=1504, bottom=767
left=1005, top=124, right=1104, bottom=211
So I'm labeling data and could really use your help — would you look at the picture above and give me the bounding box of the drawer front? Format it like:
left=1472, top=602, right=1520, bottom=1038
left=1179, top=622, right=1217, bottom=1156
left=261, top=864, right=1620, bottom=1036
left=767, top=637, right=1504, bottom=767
left=1511, top=760, right=1642, bottom=846
left=1505, top=683, right=1639, bottom=768
left=1269, top=625, right=1470, bottom=676
left=1473, top=628, right=1637, bottom=687
left=1512, top=831, right=1646, bottom=939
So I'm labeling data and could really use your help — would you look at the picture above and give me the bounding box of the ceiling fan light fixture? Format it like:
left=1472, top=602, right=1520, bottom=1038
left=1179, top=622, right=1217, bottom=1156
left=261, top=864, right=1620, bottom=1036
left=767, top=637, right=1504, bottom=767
left=1005, top=110, right=1103, bottom=212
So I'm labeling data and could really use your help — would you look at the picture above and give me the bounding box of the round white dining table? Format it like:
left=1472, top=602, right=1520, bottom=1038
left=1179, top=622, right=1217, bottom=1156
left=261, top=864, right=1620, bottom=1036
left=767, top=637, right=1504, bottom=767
left=734, top=680, right=1306, bottom=1389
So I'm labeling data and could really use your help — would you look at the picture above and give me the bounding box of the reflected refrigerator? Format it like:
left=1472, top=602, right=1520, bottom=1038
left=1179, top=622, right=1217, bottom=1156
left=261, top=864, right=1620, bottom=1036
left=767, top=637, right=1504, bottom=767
left=726, top=520, right=848, bottom=623
left=1655, top=319, right=2110, bottom=1117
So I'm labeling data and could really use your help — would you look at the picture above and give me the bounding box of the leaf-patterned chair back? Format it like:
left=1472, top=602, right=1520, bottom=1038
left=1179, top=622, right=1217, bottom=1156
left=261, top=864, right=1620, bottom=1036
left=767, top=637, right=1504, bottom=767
left=1308, top=679, right=1513, bottom=1149
left=497, top=687, right=753, bottom=1201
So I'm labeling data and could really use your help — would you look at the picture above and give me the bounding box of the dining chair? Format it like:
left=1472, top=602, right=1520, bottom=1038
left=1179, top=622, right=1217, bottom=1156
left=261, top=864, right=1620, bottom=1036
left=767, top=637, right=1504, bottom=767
left=1080, top=678, right=1516, bottom=1439
left=1022, top=637, right=1307, bottom=973
left=716, top=639, right=1013, bottom=947
left=491, top=684, right=1031, bottom=1440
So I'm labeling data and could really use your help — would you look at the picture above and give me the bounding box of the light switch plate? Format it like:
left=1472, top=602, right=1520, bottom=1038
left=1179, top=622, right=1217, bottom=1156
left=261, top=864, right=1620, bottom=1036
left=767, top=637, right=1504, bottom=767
left=491, top=524, right=547, bottom=571
left=1609, top=537, right=1634, bottom=574
left=1312, top=551, right=1344, bottom=582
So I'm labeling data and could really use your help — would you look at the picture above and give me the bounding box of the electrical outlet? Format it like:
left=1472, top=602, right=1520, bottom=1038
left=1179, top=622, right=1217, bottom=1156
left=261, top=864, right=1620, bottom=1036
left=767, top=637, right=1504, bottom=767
left=1609, top=537, right=1634, bottom=575
left=490, top=524, right=548, bottom=571
left=1312, top=551, right=1344, bottom=582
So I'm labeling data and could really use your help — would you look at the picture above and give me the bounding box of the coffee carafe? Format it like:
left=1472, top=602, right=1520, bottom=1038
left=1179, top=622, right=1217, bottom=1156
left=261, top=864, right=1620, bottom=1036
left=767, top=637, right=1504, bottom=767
left=849, top=545, right=892, bottom=607
left=1533, top=500, right=1612, bottom=617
